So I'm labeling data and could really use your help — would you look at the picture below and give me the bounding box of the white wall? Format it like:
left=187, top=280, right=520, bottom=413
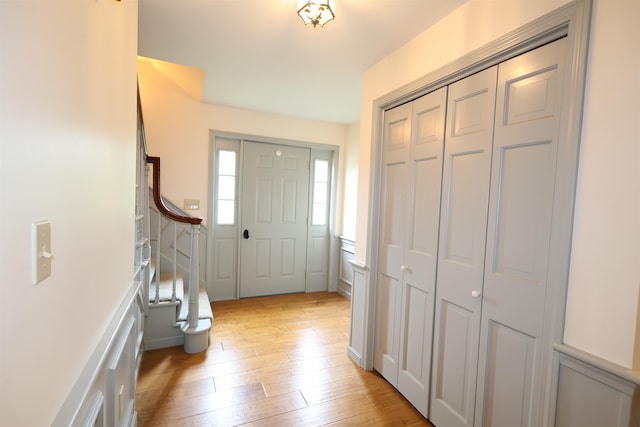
left=340, top=122, right=360, bottom=240
left=563, top=0, right=640, bottom=369
left=355, top=0, right=640, bottom=368
left=137, top=60, right=348, bottom=229
left=0, top=0, right=138, bottom=425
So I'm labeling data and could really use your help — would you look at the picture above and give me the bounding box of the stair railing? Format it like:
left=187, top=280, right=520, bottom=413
left=138, top=88, right=203, bottom=335
left=146, top=155, right=203, bottom=332
left=136, top=90, right=152, bottom=316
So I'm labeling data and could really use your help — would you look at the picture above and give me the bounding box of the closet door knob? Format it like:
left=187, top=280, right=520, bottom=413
left=471, top=290, right=482, bottom=298
left=401, top=264, right=408, bottom=271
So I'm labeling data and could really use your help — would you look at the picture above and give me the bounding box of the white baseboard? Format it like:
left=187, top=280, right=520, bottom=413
left=144, top=335, right=185, bottom=351
left=347, top=346, right=362, bottom=366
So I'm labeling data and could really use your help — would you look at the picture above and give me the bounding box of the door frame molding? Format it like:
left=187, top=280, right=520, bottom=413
left=360, top=0, right=592, bottom=424
left=207, top=130, right=340, bottom=300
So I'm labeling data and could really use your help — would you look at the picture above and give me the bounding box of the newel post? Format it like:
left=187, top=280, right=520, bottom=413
left=188, top=223, right=200, bottom=329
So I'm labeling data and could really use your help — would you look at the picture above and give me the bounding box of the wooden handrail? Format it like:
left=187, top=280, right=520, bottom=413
left=147, top=156, right=202, bottom=225
left=137, top=84, right=149, bottom=158
left=139, top=84, right=201, bottom=225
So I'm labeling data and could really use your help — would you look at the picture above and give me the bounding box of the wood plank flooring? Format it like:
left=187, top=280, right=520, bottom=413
left=136, top=292, right=434, bottom=426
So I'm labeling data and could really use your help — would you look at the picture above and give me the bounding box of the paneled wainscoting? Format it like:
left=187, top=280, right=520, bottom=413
left=337, top=237, right=355, bottom=299
left=136, top=292, right=433, bottom=426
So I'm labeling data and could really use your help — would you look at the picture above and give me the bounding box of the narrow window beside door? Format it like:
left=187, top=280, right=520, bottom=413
left=217, top=150, right=237, bottom=225
left=312, top=159, right=329, bottom=225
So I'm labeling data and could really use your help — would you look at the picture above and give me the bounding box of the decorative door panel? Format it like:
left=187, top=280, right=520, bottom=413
left=385, top=106, right=411, bottom=164
left=433, top=300, right=474, bottom=421
left=481, top=321, right=536, bottom=427
left=379, top=161, right=407, bottom=281
left=430, top=66, right=498, bottom=427
left=475, top=38, right=566, bottom=427
left=397, top=283, right=433, bottom=417
left=377, top=274, right=402, bottom=385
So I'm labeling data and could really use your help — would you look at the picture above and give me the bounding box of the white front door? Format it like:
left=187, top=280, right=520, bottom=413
left=239, top=141, right=310, bottom=298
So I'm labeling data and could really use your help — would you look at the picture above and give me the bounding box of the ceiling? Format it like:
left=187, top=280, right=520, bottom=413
left=138, top=0, right=468, bottom=124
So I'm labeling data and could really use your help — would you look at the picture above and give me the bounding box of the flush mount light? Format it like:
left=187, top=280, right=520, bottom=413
left=297, top=0, right=335, bottom=28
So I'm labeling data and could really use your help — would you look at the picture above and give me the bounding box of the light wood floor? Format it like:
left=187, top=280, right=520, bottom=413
left=136, top=292, right=434, bottom=426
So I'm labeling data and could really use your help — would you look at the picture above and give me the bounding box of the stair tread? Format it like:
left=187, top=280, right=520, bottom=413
left=178, top=288, right=214, bottom=321
left=148, top=272, right=185, bottom=302
left=148, top=269, right=213, bottom=321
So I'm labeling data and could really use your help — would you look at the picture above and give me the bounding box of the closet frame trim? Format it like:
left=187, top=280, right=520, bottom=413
left=363, top=1, right=592, bottom=425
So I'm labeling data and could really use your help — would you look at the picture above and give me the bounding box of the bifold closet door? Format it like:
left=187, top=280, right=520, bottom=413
left=430, top=66, right=498, bottom=427
left=374, top=87, right=447, bottom=417
left=474, top=38, right=567, bottom=427
left=374, top=101, right=411, bottom=388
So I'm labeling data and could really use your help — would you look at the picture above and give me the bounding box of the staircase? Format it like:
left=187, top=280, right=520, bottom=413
left=144, top=261, right=213, bottom=352
left=136, top=90, right=212, bottom=354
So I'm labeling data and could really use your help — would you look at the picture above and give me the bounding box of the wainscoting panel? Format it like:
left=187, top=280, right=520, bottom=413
left=105, top=315, right=137, bottom=427
left=53, top=282, right=143, bottom=426
left=338, top=237, right=355, bottom=298
left=555, top=346, right=638, bottom=427
left=348, top=261, right=368, bottom=366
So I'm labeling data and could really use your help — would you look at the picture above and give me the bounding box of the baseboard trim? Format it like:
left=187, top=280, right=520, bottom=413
left=337, top=287, right=352, bottom=300
left=144, top=335, right=185, bottom=351
left=347, top=346, right=362, bottom=366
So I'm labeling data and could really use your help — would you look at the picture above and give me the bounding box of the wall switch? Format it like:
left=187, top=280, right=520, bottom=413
left=32, top=221, right=52, bottom=285
left=183, top=199, right=200, bottom=210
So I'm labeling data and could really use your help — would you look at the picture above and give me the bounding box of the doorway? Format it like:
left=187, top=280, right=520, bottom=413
left=239, top=141, right=311, bottom=297
left=207, top=133, right=337, bottom=301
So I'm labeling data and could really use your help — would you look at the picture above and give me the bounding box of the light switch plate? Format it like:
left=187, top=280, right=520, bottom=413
left=32, top=221, right=52, bottom=285
left=183, top=199, right=200, bottom=210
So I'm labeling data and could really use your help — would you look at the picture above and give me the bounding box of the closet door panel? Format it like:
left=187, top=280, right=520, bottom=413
left=375, top=164, right=406, bottom=385
left=379, top=162, right=408, bottom=278
left=434, top=300, right=474, bottom=413
left=430, top=66, right=498, bottom=427
left=400, top=284, right=432, bottom=381
left=377, top=273, right=402, bottom=383
left=482, top=321, right=536, bottom=427
left=475, top=38, right=566, bottom=427
left=397, top=88, right=447, bottom=417
left=375, top=103, right=412, bottom=386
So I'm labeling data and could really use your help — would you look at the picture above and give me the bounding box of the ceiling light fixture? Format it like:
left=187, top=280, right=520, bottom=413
left=297, top=0, right=335, bottom=28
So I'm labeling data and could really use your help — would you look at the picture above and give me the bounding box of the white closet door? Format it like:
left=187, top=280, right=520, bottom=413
left=475, top=38, right=567, bottom=427
left=374, top=87, right=446, bottom=417
left=374, top=102, right=411, bottom=387
left=430, top=66, right=498, bottom=427
left=397, top=87, right=447, bottom=417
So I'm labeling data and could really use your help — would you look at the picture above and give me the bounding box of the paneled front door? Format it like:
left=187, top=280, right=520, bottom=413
left=239, top=141, right=310, bottom=298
